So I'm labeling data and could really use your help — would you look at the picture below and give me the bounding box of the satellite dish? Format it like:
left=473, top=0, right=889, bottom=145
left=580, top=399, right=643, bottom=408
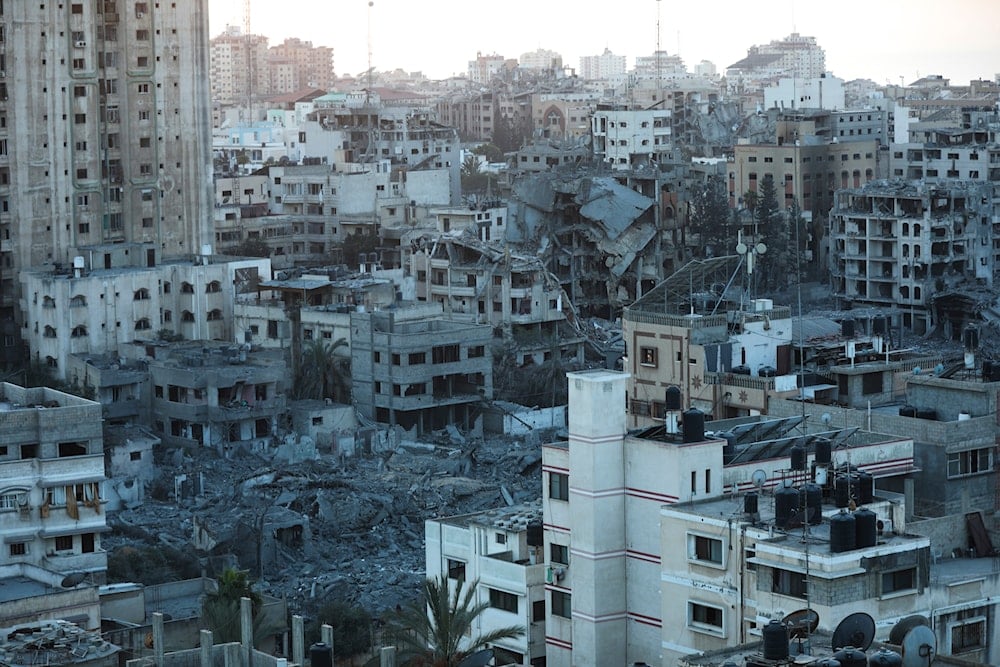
left=736, top=242, right=748, bottom=255
left=901, top=625, right=936, bottom=667
left=889, top=615, right=930, bottom=645
left=457, top=649, right=494, bottom=667
left=782, top=608, right=820, bottom=639
left=821, top=413, right=833, bottom=426
left=752, top=469, right=767, bottom=489
left=832, top=612, right=876, bottom=651
left=60, top=572, right=87, bottom=588
left=755, top=242, right=768, bottom=255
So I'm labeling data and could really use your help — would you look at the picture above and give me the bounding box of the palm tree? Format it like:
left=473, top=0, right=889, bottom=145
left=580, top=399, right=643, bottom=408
left=389, top=576, right=524, bottom=667
left=293, top=338, right=350, bottom=402
left=201, top=568, right=269, bottom=644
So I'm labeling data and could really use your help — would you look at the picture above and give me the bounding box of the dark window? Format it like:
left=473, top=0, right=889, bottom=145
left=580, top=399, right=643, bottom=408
left=532, top=599, right=546, bottom=623
left=690, top=535, right=723, bottom=564
left=551, top=591, right=571, bottom=618
left=952, top=618, right=986, bottom=653
left=432, top=344, right=460, bottom=363
left=550, top=543, right=569, bottom=565
left=882, top=567, right=916, bottom=594
left=54, top=535, right=74, bottom=551
left=548, top=472, right=568, bottom=501
left=408, top=352, right=425, bottom=365
left=9, top=542, right=26, bottom=556
left=639, top=346, right=657, bottom=366
left=772, top=568, right=807, bottom=599
left=489, top=588, right=518, bottom=613
left=447, top=558, right=465, bottom=581
left=130, top=451, right=142, bottom=461
left=468, top=345, right=485, bottom=358
left=689, top=602, right=723, bottom=629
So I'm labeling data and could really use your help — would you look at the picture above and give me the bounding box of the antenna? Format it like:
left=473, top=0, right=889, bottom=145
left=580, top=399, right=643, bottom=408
left=366, top=0, right=375, bottom=101
left=655, top=0, right=662, bottom=89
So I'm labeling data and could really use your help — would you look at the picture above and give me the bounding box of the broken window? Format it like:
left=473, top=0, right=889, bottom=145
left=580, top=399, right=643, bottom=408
left=640, top=346, right=657, bottom=367
left=431, top=344, right=459, bottom=364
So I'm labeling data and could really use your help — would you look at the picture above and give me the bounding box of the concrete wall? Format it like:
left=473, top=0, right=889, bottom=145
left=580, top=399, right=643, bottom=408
left=482, top=405, right=566, bottom=434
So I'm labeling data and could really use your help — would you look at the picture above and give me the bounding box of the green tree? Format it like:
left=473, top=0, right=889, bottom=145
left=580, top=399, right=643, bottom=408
left=460, top=154, right=495, bottom=195
left=472, top=143, right=503, bottom=163
left=755, top=175, right=788, bottom=290
left=226, top=237, right=270, bottom=258
left=293, top=338, right=350, bottom=402
left=688, top=176, right=735, bottom=257
left=308, top=601, right=373, bottom=661
left=201, top=568, right=265, bottom=644
left=339, top=231, right=379, bottom=268
left=388, top=576, right=523, bottom=667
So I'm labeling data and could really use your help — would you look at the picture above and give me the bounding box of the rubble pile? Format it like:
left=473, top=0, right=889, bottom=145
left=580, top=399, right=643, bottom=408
left=105, top=428, right=549, bottom=619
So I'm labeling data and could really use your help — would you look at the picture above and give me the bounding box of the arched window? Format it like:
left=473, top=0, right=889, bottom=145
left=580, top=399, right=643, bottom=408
left=71, top=325, right=88, bottom=338
left=70, top=295, right=87, bottom=307
left=206, top=309, right=223, bottom=321
left=181, top=282, right=194, bottom=294
left=134, top=288, right=150, bottom=300
left=45, top=356, right=58, bottom=368
left=181, top=310, right=195, bottom=322
left=43, top=325, right=57, bottom=338
left=205, top=280, right=221, bottom=293
left=135, top=318, right=151, bottom=330
left=42, top=296, right=56, bottom=309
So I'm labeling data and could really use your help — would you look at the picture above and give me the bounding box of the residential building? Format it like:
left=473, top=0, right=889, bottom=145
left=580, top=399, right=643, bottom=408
left=530, top=92, right=600, bottom=141
left=209, top=25, right=270, bottom=106
left=519, top=49, right=562, bottom=72
left=828, top=180, right=994, bottom=334
left=350, top=310, right=493, bottom=432
left=632, top=51, right=688, bottom=81
left=0, top=1, right=215, bottom=369
left=468, top=53, right=515, bottom=86
left=0, top=383, right=108, bottom=584
left=622, top=257, right=795, bottom=427
left=889, top=125, right=999, bottom=182
left=425, top=503, right=547, bottom=666
left=578, top=49, right=627, bottom=82
left=764, top=74, right=846, bottom=111
left=726, top=33, right=826, bottom=92
left=542, top=370, right=995, bottom=666
left=268, top=38, right=335, bottom=94
left=65, top=353, right=149, bottom=425
left=591, top=107, right=673, bottom=169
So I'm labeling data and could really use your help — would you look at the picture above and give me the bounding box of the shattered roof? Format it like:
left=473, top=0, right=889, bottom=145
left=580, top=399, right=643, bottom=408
left=575, top=177, right=653, bottom=240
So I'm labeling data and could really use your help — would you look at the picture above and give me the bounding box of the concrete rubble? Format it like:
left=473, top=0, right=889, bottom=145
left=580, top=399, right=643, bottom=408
left=104, top=424, right=550, bottom=619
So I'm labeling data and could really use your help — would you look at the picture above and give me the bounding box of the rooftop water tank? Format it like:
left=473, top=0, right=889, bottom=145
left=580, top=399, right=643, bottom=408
left=854, top=508, right=878, bottom=548
left=762, top=619, right=789, bottom=661
left=830, top=510, right=857, bottom=553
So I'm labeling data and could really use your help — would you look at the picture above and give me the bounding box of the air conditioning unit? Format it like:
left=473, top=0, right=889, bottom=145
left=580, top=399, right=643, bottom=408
left=75, top=40, right=87, bottom=48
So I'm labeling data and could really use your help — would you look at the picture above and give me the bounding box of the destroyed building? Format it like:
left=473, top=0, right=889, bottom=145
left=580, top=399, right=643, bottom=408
left=350, top=309, right=494, bottom=432
left=410, top=233, right=584, bottom=365
left=828, top=179, right=994, bottom=335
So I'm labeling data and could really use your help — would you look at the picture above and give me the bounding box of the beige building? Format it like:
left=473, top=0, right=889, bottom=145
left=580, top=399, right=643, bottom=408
left=268, top=38, right=335, bottom=94
left=209, top=25, right=270, bottom=106
left=0, top=1, right=215, bottom=368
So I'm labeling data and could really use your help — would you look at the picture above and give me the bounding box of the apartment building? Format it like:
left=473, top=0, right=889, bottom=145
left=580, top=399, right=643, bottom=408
left=0, top=383, right=108, bottom=584
left=622, top=257, right=794, bottom=427
left=0, top=1, right=215, bottom=368
left=590, top=107, right=672, bottom=169
left=425, top=503, right=547, bottom=666
left=20, top=250, right=271, bottom=378
left=726, top=33, right=826, bottom=92
left=468, top=53, right=515, bottom=86
left=268, top=38, right=335, bottom=94
left=828, top=180, right=993, bottom=334
left=209, top=26, right=270, bottom=106
left=541, top=370, right=996, bottom=666
left=350, top=310, right=493, bottom=433
left=578, top=49, right=627, bottom=82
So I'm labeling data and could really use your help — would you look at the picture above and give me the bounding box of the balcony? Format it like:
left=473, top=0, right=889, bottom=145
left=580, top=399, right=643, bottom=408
left=43, top=549, right=108, bottom=573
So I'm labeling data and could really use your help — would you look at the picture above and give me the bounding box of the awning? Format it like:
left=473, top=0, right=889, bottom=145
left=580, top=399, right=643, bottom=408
left=39, top=476, right=106, bottom=488
left=39, top=525, right=111, bottom=538
left=3, top=531, right=38, bottom=543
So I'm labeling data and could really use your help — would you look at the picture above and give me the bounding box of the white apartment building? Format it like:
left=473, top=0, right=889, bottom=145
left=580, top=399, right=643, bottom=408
left=519, top=49, right=562, bottom=71
left=764, top=74, right=846, bottom=111
left=0, top=383, right=108, bottom=585
left=0, top=1, right=215, bottom=367
left=578, top=49, right=627, bottom=82
left=591, top=108, right=672, bottom=169
left=425, top=503, right=547, bottom=666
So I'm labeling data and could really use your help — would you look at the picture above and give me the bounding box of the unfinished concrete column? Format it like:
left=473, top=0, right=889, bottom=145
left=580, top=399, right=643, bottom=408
left=275, top=659, right=288, bottom=667
left=200, top=630, right=213, bottom=667
left=240, top=597, right=253, bottom=651
left=320, top=624, right=334, bottom=656
left=379, top=646, right=396, bottom=667
left=153, top=612, right=165, bottom=667
left=292, top=614, right=305, bottom=666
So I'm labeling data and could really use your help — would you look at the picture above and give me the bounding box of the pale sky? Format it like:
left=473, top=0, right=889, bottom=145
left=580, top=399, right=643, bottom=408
left=209, top=0, right=1000, bottom=85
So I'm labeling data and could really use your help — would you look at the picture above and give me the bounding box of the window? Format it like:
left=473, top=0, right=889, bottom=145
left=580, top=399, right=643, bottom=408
left=688, top=601, right=724, bottom=633
left=9, top=542, right=26, bottom=556
left=447, top=559, right=465, bottom=581
left=550, top=543, right=569, bottom=565
left=951, top=617, right=986, bottom=653
left=551, top=591, right=571, bottom=618
left=408, top=352, right=425, bottom=365
left=639, top=346, right=657, bottom=367
left=0, top=490, right=26, bottom=510
left=135, top=318, right=151, bottom=330
left=533, top=600, right=546, bottom=623
left=548, top=472, right=568, bottom=501
left=688, top=534, right=723, bottom=565
left=881, top=567, right=916, bottom=595
left=468, top=345, right=485, bottom=358
left=489, top=589, right=518, bottom=613
left=54, top=535, right=74, bottom=552
left=772, top=568, right=807, bottom=599
left=495, top=532, right=507, bottom=545
left=948, top=448, right=993, bottom=478
left=130, top=451, right=142, bottom=461
left=267, top=320, right=278, bottom=339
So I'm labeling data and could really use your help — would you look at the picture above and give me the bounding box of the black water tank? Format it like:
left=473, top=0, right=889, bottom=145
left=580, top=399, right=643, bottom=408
left=841, top=318, right=856, bottom=338
left=813, top=660, right=842, bottom=667
left=857, top=471, right=875, bottom=504
left=744, top=491, right=758, bottom=516
left=834, top=475, right=852, bottom=508
left=774, top=484, right=799, bottom=528
left=759, top=366, right=777, bottom=377
left=664, top=385, right=682, bottom=410
left=830, top=510, right=857, bottom=553
left=854, top=508, right=878, bottom=548
left=682, top=408, right=705, bottom=443
left=816, top=438, right=832, bottom=464
left=833, top=647, right=868, bottom=667
left=868, top=648, right=902, bottom=667
left=801, top=483, right=824, bottom=525
left=915, top=408, right=937, bottom=420
left=762, top=619, right=789, bottom=661
left=526, top=521, right=543, bottom=547
left=872, top=314, right=887, bottom=335
left=310, top=643, right=333, bottom=667
left=898, top=405, right=917, bottom=417
left=732, top=364, right=751, bottom=375
left=790, top=444, right=806, bottom=471
left=964, top=324, right=980, bottom=350
left=984, top=360, right=994, bottom=382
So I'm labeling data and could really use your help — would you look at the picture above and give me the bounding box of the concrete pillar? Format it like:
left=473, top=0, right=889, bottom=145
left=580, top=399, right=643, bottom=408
left=153, top=612, right=165, bottom=667
left=379, top=646, right=396, bottom=667
left=904, top=477, right=915, bottom=523
left=566, top=370, right=630, bottom=667
left=239, top=597, right=253, bottom=651
left=292, top=614, right=305, bottom=667
left=200, top=630, right=214, bottom=667
left=275, top=659, right=287, bottom=667
left=320, top=624, right=334, bottom=656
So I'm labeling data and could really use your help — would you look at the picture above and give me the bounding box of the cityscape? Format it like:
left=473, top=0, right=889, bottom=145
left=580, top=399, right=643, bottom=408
left=1, top=2, right=1000, bottom=667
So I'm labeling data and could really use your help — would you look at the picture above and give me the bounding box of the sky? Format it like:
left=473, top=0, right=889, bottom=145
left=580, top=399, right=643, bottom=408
left=209, top=0, right=1000, bottom=85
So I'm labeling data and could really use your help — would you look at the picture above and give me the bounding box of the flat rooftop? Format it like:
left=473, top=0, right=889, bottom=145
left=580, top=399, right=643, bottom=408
left=0, top=577, right=56, bottom=603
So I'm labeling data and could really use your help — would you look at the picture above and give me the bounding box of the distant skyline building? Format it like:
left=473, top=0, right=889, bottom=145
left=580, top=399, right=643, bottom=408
left=578, top=48, right=627, bottom=81
left=519, top=48, right=563, bottom=71
left=209, top=25, right=271, bottom=106
left=0, top=0, right=215, bottom=369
